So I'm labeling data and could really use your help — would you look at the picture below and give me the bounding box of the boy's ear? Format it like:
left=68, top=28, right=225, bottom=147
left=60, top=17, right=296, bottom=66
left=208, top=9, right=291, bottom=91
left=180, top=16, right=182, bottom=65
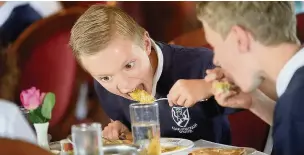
left=143, top=31, right=152, bottom=55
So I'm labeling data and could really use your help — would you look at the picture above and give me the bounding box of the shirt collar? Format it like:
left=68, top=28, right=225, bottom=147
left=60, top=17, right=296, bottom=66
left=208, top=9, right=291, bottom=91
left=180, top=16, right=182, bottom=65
left=276, top=48, right=304, bottom=97
left=150, top=39, right=164, bottom=96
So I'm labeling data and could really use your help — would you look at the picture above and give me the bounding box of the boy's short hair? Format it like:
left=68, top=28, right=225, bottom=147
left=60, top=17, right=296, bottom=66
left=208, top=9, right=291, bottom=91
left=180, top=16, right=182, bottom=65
left=70, top=5, right=145, bottom=62
left=196, top=2, right=300, bottom=45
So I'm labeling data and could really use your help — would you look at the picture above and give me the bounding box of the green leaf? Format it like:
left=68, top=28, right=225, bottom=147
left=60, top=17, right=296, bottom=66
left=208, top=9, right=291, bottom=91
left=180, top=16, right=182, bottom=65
left=41, top=92, right=56, bottom=119
left=29, top=107, right=45, bottom=123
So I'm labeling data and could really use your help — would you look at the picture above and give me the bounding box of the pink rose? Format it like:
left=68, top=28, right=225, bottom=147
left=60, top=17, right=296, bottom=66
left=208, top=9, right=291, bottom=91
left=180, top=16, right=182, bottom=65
left=20, top=87, right=45, bottom=110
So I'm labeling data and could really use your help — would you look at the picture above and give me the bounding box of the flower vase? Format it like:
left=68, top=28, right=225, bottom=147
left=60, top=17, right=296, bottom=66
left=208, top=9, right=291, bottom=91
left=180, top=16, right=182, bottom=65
left=34, top=122, right=50, bottom=150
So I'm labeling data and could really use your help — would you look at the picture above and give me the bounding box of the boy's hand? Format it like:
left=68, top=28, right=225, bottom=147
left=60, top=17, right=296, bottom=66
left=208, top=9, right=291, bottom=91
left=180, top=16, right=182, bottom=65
left=213, top=88, right=253, bottom=109
left=205, top=68, right=253, bottom=109
left=103, top=120, right=130, bottom=140
left=205, top=67, right=232, bottom=83
left=167, top=79, right=212, bottom=107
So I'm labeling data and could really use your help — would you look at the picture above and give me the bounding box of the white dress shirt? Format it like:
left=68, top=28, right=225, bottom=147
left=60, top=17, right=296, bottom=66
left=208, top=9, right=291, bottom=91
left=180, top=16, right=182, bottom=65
left=276, top=47, right=304, bottom=97
left=150, top=39, right=164, bottom=96
left=0, top=99, right=36, bottom=144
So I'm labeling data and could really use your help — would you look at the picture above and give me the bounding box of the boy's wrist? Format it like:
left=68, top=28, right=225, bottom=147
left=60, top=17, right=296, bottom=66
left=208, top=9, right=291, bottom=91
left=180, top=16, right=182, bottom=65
left=199, top=79, right=213, bottom=100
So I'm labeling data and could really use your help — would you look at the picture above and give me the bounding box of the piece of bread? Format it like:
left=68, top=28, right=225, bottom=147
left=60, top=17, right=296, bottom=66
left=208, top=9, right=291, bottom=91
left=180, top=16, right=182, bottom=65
left=213, top=81, right=231, bottom=93
left=188, top=148, right=245, bottom=155
left=102, top=139, right=133, bottom=145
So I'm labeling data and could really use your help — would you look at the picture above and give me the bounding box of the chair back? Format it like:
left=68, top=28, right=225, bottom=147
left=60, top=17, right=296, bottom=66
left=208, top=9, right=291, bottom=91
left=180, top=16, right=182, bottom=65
left=9, top=7, right=88, bottom=127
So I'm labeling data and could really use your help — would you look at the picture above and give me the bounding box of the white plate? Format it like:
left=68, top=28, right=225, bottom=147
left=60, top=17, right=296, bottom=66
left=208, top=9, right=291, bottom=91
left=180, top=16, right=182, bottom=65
left=160, top=138, right=194, bottom=155
left=63, top=136, right=194, bottom=155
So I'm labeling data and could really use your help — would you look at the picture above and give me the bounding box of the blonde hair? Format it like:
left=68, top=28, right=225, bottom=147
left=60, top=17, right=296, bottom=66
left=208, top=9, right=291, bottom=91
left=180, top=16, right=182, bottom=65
left=196, top=2, right=300, bottom=45
left=70, top=5, right=146, bottom=63
left=0, top=47, right=19, bottom=101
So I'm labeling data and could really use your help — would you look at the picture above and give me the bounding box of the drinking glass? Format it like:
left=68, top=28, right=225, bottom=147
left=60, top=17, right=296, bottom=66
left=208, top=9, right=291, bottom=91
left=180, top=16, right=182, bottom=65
left=72, top=123, right=103, bottom=155
left=129, top=102, right=161, bottom=155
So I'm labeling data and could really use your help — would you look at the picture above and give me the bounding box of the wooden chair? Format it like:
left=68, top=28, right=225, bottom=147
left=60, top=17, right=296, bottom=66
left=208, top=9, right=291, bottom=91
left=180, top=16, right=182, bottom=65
left=0, top=138, right=53, bottom=155
left=8, top=7, right=103, bottom=141
left=169, top=29, right=270, bottom=152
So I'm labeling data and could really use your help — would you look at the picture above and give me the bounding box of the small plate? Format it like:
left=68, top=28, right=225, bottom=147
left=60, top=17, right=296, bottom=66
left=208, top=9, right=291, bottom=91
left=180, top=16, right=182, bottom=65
left=160, top=138, right=194, bottom=155
left=50, top=150, right=60, bottom=155
left=66, top=136, right=194, bottom=154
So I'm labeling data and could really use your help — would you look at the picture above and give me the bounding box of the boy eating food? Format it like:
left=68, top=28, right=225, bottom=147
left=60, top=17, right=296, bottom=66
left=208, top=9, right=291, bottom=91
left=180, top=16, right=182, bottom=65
left=69, top=5, right=240, bottom=144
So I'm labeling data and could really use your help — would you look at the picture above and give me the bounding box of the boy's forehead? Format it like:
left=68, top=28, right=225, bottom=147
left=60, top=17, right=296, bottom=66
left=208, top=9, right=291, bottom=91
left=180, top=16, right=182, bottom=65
left=80, top=40, right=143, bottom=75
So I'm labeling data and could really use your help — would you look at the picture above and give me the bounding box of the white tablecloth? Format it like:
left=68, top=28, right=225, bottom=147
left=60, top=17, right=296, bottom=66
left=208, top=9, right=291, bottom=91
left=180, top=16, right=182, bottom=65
left=50, top=139, right=268, bottom=155
left=174, top=140, right=268, bottom=155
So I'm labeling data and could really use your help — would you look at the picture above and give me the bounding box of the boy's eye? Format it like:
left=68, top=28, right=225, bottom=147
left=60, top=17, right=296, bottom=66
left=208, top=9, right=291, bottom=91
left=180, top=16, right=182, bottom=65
left=100, top=76, right=112, bottom=82
left=126, top=61, right=135, bottom=69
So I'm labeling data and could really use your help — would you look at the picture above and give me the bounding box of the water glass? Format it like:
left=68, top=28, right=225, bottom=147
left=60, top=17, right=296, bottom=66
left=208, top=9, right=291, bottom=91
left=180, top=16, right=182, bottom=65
left=129, top=102, right=161, bottom=155
left=72, top=123, right=103, bottom=155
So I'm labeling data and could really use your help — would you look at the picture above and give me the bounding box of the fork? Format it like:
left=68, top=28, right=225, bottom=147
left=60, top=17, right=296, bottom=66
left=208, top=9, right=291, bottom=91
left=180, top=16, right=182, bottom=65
left=155, top=98, right=208, bottom=102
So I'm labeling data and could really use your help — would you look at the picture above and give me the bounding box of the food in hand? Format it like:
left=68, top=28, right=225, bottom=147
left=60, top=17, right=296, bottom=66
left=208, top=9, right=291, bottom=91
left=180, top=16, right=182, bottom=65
left=188, top=148, right=245, bottom=155
left=119, top=132, right=133, bottom=141
left=103, top=132, right=133, bottom=145
left=213, top=81, right=231, bottom=93
left=102, top=138, right=132, bottom=145
left=129, top=89, right=155, bottom=104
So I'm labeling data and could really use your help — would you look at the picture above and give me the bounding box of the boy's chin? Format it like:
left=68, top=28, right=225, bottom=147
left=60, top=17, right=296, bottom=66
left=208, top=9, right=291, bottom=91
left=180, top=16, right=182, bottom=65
left=241, top=80, right=262, bottom=93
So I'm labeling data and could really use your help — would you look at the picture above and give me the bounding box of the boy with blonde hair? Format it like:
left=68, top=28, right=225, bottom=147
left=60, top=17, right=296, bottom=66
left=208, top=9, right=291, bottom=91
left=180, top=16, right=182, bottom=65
left=70, top=5, right=240, bottom=143
left=197, top=2, right=303, bottom=154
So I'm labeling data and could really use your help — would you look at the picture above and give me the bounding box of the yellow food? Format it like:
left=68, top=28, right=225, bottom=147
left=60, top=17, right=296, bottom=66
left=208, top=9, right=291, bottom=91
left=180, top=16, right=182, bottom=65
left=129, top=89, right=155, bottom=104
left=102, top=139, right=132, bottom=145
left=213, top=81, right=231, bottom=93
left=161, top=146, right=183, bottom=153
left=146, top=129, right=161, bottom=155
left=188, top=148, right=245, bottom=155
left=147, top=136, right=161, bottom=155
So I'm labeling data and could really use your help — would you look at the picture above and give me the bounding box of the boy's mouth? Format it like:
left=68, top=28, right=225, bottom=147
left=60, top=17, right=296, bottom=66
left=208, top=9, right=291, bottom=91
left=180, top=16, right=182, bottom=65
left=128, top=84, right=145, bottom=98
left=128, top=85, right=155, bottom=104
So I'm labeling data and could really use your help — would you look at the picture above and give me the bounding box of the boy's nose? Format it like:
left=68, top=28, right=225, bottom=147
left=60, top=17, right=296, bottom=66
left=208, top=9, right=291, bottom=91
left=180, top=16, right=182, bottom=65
left=118, top=87, right=135, bottom=94
left=117, top=81, right=135, bottom=94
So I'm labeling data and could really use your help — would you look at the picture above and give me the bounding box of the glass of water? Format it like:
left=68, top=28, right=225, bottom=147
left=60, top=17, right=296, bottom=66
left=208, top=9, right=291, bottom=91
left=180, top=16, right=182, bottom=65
left=129, top=102, right=161, bottom=155
left=72, top=123, right=103, bottom=155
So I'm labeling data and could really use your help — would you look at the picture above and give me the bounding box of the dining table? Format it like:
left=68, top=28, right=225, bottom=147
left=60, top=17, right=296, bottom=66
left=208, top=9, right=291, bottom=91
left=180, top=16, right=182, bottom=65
left=174, top=139, right=268, bottom=155
left=50, top=139, right=268, bottom=155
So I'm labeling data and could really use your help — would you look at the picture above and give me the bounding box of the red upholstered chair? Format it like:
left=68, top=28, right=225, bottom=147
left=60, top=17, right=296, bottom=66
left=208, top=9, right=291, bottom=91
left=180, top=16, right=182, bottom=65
left=169, top=29, right=270, bottom=152
left=9, top=7, right=92, bottom=141
left=297, top=13, right=304, bottom=44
